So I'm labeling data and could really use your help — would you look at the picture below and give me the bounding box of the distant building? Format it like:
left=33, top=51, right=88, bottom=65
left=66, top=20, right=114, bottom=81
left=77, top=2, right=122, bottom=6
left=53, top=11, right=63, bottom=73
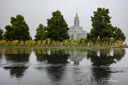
left=68, top=13, right=87, bottom=40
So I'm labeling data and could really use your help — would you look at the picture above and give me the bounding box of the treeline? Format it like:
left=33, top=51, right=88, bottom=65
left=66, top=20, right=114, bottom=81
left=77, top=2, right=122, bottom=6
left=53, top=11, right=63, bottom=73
left=0, top=10, right=69, bottom=41
left=0, top=8, right=126, bottom=43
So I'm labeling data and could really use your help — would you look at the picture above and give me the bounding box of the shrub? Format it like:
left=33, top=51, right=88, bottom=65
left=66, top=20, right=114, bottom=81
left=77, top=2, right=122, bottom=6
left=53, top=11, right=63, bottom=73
left=19, top=41, right=25, bottom=46
left=81, top=40, right=85, bottom=47
left=37, top=40, right=42, bottom=47
left=25, top=40, right=30, bottom=47
left=56, top=41, right=60, bottom=47
left=42, top=40, right=46, bottom=47
left=12, top=40, right=19, bottom=46
left=47, top=40, right=51, bottom=47
left=51, top=40, right=55, bottom=47
left=31, top=40, right=36, bottom=47
left=70, top=40, right=74, bottom=47
left=89, top=41, right=92, bottom=47
left=64, top=40, right=69, bottom=47
left=7, top=41, right=12, bottom=46
left=76, top=39, right=80, bottom=47
left=0, top=40, right=6, bottom=46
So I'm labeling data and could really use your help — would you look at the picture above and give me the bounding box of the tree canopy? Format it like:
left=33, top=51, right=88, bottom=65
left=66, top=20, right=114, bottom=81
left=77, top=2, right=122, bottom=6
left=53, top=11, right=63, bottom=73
left=35, top=24, right=46, bottom=40
left=46, top=10, right=70, bottom=41
left=4, top=15, right=31, bottom=41
left=87, top=8, right=126, bottom=42
left=0, top=28, right=3, bottom=40
left=113, top=27, right=126, bottom=41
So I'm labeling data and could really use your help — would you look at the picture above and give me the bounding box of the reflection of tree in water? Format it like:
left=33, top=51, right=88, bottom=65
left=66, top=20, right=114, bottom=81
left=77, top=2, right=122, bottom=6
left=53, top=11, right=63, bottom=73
left=87, top=48, right=125, bottom=84
left=35, top=49, right=69, bottom=64
left=113, top=48, right=125, bottom=61
left=91, top=67, right=111, bottom=85
left=4, top=66, right=28, bottom=78
left=35, top=49, right=47, bottom=62
left=35, top=49, right=69, bottom=81
left=87, top=48, right=125, bottom=66
left=4, top=54, right=30, bottom=63
left=0, top=54, right=2, bottom=64
left=3, top=48, right=31, bottom=78
left=46, top=50, right=69, bottom=64
left=0, top=54, right=2, bottom=58
left=0, top=48, right=3, bottom=63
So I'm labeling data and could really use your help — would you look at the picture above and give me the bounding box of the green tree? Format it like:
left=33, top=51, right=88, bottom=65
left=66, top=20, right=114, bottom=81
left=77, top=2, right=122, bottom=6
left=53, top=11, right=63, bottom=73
left=87, top=8, right=126, bottom=42
left=4, top=25, right=14, bottom=41
left=113, top=27, right=126, bottom=41
left=46, top=10, right=69, bottom=41
left=0, top=28, right=3, bottom=40
left=35, top=24, right=46, bottom=40
left=4, top=15, right=31, bottom=41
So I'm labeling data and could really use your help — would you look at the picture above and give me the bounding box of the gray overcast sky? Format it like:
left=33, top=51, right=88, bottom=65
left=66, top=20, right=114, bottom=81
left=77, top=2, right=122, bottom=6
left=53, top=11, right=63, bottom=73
left=0, top=0, right=128, bottom=41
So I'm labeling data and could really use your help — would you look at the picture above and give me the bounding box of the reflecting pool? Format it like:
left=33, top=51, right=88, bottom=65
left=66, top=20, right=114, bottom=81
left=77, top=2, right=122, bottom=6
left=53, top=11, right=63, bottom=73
left=0, top=48, right=128, bottom=85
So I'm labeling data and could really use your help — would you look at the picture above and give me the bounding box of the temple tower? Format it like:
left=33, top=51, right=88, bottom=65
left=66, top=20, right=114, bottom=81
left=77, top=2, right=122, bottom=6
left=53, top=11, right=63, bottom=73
left=68, top=11, right=87, bottom=40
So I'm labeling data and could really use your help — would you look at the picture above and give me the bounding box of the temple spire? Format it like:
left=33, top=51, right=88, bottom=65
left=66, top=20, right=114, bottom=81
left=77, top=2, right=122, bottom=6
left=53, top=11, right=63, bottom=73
left=76, top=8, right=78, bottom=15
left=74, top=9, right=79, bottom=26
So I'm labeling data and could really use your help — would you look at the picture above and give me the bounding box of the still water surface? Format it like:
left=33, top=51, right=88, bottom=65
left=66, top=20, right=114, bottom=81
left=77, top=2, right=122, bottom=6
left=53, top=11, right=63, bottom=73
left=0, top=48, right=128, bottom=85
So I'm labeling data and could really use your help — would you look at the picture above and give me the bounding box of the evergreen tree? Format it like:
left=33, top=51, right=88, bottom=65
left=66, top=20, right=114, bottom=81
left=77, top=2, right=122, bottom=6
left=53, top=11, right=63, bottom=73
left=0, top=28, right=3, bottom=40
left=4, top=15, right=31, bottom=41
left=113, top=27, right=126, bottom=41
left=4, top=25, right=14, bottom=41
left=46, top=10, right=69, bottom=41
left=87, top=8, right=126, bottom=42
left=35, top=24, right=46, bottom=40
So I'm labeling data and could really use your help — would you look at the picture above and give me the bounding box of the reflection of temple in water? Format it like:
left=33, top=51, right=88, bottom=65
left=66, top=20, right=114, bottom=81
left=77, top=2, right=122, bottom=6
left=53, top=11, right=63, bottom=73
left=69, top=49, right=87, bottom=65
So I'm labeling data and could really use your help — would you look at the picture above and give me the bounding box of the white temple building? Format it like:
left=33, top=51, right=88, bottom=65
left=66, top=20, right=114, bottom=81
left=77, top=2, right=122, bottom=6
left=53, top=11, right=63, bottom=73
left=68, top=13, right=87, bottom=40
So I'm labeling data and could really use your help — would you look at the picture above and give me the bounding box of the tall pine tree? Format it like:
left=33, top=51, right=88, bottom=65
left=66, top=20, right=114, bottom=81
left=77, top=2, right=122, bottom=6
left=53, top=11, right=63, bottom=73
left=87, top=8, right=125, bottom=42
left=46, top=10, right=69, bottom=41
